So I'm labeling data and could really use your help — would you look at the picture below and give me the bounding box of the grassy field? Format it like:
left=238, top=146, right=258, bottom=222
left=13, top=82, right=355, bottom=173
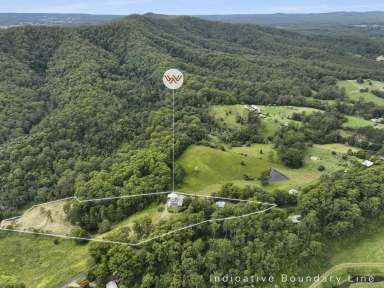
left=339, top=80, right=384, bottom=107
left=209, top=105, right=321, bottom=137
left=308, top=223, right=384, bottom=288
left=0, top=232, right=89, bottom=288
left=352, top=283, right=384, bottom=287
left=0, top=200, right=76, bottom=235
left=177, top=143, right=356, bottom=195
left=97, top=203, right=172, bottom=241
left=351, top=282, right=384, bottom=288
left=328, top=228, right=384, bottom=266
left=310, top=265, right=384, bottom=288
left=343, top=116, right=375, bottom=129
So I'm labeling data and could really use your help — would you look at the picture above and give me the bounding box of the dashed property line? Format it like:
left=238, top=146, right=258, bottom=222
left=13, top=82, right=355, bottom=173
left=0, top=192, right=276, bottom=247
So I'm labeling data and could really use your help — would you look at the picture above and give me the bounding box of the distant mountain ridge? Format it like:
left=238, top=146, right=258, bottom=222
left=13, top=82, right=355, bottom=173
left=1, top=11, right=384, bottom=28
left=0, top=13, right=123, bottom=27
left=199, top=11, right=384, bottom=27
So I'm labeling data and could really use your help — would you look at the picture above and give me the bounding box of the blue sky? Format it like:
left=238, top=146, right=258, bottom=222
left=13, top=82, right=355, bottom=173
left=1, top=0, right=384, bottom=15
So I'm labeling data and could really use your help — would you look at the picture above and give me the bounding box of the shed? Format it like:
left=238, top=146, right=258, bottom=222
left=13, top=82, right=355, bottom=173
left=216, top=201, right=226, bottom=208
left=362, top=160, right=374, bottom=167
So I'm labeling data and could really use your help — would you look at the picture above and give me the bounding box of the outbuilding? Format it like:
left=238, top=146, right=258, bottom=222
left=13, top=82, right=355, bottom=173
left=362, top=160, right=374, bottom=168
left=215, top=201, right=226, bottom=208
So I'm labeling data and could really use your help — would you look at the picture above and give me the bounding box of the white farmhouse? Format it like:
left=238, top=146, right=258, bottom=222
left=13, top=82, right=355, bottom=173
left=167, top=192, right=186, bottom=208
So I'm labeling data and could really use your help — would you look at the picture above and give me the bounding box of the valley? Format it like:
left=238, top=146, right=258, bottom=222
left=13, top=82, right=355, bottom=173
left=0, top=10, right=384, bottom=288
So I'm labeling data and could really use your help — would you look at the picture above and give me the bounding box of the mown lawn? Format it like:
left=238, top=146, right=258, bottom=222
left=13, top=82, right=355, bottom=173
left=339, top=80, right=384, bottom=107
left=0, top=232, right=89, bottom=288
left=177, top=143, right=355, bottom=195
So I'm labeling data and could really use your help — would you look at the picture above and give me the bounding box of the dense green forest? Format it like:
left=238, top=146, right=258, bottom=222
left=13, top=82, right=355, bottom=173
left=1, top=14, right=384, bottom=287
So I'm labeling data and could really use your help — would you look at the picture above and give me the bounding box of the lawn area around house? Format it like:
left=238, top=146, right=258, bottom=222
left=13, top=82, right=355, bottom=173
left=0, top=232, right=89, bottom=288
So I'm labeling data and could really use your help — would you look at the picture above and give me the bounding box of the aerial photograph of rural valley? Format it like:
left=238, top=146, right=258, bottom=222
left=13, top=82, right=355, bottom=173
left=1, top=0, right=384, bottom=287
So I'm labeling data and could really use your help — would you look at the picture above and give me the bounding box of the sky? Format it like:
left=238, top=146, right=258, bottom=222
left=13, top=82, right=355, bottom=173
left=0, top=0, right=384, bottom=15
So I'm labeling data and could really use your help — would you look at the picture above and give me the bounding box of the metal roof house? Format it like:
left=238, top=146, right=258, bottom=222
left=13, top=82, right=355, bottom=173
left=167, top=192, right=186, bottom=208
left=362, top=160, right=374, bottom=167
left=244, top=105, right=261, bottom=113
left=216, top=201, right=226, bottom=208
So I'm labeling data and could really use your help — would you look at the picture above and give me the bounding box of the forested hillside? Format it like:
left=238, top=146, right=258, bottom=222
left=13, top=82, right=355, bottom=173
left=1, top=14, right=384, bottom=287
left=0, top=14, right=382, bottom=218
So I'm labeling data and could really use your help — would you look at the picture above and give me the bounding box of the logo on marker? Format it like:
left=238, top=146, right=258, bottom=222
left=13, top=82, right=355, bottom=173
left=163, top=69, right=184, bottom=90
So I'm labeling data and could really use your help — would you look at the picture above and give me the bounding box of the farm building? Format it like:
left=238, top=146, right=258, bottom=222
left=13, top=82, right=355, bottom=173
left=216, top=201, right=226, bottom=208
left=167, top=193, right=186, bottom=208
left=244, top=105, right=261, bottom=113
left=362, top=160, right=374, bottom=168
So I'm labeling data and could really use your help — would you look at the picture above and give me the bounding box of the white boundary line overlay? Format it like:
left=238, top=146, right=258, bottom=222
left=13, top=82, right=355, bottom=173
left=0, top=192, right=276, bottom=247
left=0, top=70, right=277, bottom=246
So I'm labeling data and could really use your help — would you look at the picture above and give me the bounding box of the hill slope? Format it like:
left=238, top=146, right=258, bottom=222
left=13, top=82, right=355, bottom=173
left=1, top=14, right=384, bottom=218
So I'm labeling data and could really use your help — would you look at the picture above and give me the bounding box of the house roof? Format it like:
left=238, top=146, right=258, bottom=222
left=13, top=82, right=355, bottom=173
left=216, top=201, right=226, bottom=208
left=168, top=192, right=180, bottom=199
left=362, top=160, right=374, bottom=167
